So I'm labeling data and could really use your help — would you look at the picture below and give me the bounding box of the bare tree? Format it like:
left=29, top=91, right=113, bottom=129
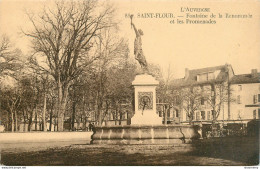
left=204, top=82, right=231, bottom=124
left=0, top=35, right=23, bottom=78
left=156, top=64, right=176, bottom=124
left=24, top=1, right=116, bottom=131
left=89, top=28, right=128, bottom=126
left=179, top=86, right=202, bottom=124
left=1, top=88, right=22, bottom=132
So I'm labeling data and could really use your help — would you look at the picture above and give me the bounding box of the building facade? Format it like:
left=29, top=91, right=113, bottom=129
left=168, top=64, right=260, bottom=125
left=229, top=69, right=260, bottom=123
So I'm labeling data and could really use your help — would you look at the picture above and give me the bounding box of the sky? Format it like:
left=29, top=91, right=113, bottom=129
left=0, top=0, right=259, bottom=79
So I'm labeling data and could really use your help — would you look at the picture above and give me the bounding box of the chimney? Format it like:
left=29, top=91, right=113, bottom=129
left=251, top=69, right=258, bottom=77
left=185, top=68, right=189, bottom=80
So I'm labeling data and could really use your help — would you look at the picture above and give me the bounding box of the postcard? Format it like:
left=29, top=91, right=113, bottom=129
left=0, top=0, right=259, bottom=167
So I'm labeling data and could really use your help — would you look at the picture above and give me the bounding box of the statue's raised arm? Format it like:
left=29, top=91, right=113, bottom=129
left=130, top=15, right=148, bottom=73
left=131, top=17, right=139, bottom=37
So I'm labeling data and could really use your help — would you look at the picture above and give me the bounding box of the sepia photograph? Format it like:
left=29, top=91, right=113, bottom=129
left=0, top=0, right=259, bottom=167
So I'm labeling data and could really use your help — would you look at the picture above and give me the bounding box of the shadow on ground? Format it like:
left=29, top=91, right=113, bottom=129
left=0, top=137, right=259, bottom=166
left=189, top=136, right=259, bottom=166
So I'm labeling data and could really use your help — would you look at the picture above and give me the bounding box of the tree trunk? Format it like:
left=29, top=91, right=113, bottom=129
left=57, top=80, right=63, bottom=131
left=28, top=110, right=33, bottom=132
left=97, top=102, right=103, bottom=126
left=57, top=107, right=64, bottom=131
left=211, top=84, right=217, bottom=124
left=42, top=93, right=47, bottom=132
left=227, top=82, right=231, bottom=120
left=6, top=112, right=9, bottom=131
left=54, top=117, right=58, bottom=131
left=23, top=110, right=26, bottom=132
left=115, top=110, right=118, bottom=125
left=119, top=112, right=122, bottom=125
left=15, top=110, right=18, bottom=132
left=49, top=108, right=53, bottom=131
left=57, top=81, right=69, bottom=131
left=82, top=96, right=86, bottom=130
left=23, top=116, right=26, bottom=132
left=164, top=105, right=167, bottom=125
left=35, top=106, right=38, bottom=131
left=11, top=111, right=14, bottom=132
left=189, top=113, right=193, bottom=125
left=119, top=105, right=122, bottom=125
left=71, top=101, right=76, bottom=131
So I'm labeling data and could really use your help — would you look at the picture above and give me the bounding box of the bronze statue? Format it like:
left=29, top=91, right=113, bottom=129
left=130, top=15, right=148, bottom=72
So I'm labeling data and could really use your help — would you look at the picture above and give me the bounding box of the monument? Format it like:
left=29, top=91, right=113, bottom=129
left=91, top=16, right=199, bottom=144
left=130, top=15, right=162, bottom=125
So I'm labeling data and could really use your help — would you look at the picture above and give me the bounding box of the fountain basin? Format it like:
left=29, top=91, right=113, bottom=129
left=91, top=125, right=199, bottom=144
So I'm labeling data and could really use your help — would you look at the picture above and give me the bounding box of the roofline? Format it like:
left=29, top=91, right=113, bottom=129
left=230, top=81, right=260, bottom=85
left=189, top=64, right=226, bottom=72
left=170, top=80, right=226, bottom=89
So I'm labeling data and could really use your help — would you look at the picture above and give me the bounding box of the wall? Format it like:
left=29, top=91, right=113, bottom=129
left=0, top=131, right=92, bottom=143
left=230, top=83, right=260, bottom=121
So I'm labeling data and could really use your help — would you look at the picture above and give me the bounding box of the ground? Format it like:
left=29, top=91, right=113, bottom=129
left=0, top=137, right=259, bottom=166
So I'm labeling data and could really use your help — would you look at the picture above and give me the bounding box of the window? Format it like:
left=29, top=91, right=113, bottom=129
left=159, top=111, right=162, bottom=117
left=207, top=111, right=211, bottom=120
left=238, top=85, right=242, bottom=91
left=126, top=111, right=129, bottom=119
left=211, top=110, right=214, bottom=119
left=201, top=111, right=205, bottom=120
left=197, top=72, right=215, bottom=82
left=196, top=112, right=200, bottom=120
left=167, top=109, right=170, bottom=118
left=237, top=95, right=241, bottom=104
left=253, top=95, right=257, bottom=104
left=199, top=73, right=208, bottom=81
left=253, top=110, right=256, bottom=119
left=109, top=113, right=112, bottom=120
left=258, top=94, right=260, bottom=102
left=192, top=113, right=196, bottom=120
left=201, top=97, right=205, bottom=105
left=258, top=109, right=260, bottom=119
left=176, top=110, right=179, bottom=118
left=208, top=72, right=215, bottom=80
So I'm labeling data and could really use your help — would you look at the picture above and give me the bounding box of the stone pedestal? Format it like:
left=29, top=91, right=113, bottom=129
left=131, top=73, right=162, bottom=125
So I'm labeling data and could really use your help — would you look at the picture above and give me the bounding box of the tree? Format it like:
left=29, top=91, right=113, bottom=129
left=105, top=60, right=136, bottom=125
left=1, top=86, right=22, bottom=132
left=0, top=35, right=22, bottom=77
left=86, top=27, right=129, bottom=126
left=180, top=86, right=202, bottom=124
left=39, top=74, right=52, bottom=132
left=0, top=35, right=25, bottom=132
left=24, top=1, right=116, bottom=131
left=157, top=63, right=175, bottom=124
left=46, top=84, right=57, bottom=131
left=18, top=75, right=37, bottom=132
left=204, top=82, right=230, bottom=124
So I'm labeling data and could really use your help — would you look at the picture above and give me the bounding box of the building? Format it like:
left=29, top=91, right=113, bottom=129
left=229, top=69, right=260, bottom=123
left=169, top=64, right=260, bottom=125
